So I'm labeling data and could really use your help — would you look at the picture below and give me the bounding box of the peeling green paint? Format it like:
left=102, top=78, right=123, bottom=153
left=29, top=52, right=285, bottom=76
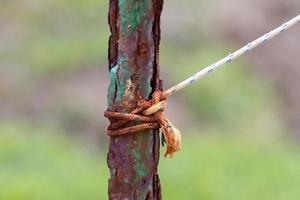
left=107, top=0, right=162, bottom=198
left=119, top=0, right=150, bottom=34
left=107, top=65, right=119, bottom=108
left=116, top=58, right=132, bottom=100
left=108, top=59, right=137, bottom=110
left=108, top=61, right=135, bottom=109
left=108, top=0, right=154, bottom=109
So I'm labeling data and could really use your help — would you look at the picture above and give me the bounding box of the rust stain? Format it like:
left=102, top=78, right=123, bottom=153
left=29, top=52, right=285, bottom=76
left=107, top=0, right=164, bottom=199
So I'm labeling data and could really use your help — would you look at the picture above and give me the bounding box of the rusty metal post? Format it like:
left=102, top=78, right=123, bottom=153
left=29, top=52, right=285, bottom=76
left=106, top=0, right=163, bottom=199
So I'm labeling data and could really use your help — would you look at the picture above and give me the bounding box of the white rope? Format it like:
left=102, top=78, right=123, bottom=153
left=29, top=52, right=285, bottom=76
left=163, top=14, right=300, bottom=97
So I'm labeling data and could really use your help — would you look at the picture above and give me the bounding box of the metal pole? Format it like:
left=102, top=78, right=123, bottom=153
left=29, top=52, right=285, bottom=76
left=106, top=0, right=163, bottom=199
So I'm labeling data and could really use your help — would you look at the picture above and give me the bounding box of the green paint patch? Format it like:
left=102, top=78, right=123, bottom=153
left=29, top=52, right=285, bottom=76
left=108, top=59, right=135, bottom=108
left=131, top=140, right=150, bottom=179
left=119, top=0, right=150, bottom=34
left=116, top=58, right=131, bottom=101
left=107, top=65, right=119, bottom=108
left=135, top=163, right=148, bottom=177
left=108, top=0, right=154, bottom=107
left=131, top=148, right=141, bottom=161
left=108, top=61, right=136, bottom=109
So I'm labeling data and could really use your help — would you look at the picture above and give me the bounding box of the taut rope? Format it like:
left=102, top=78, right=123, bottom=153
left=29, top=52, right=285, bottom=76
left=164, top=14, right=300, bottom=97
left=105, top=14, right=300, bottom=157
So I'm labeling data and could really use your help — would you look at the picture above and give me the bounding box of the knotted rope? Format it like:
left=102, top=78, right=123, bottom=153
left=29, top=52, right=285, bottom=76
left=105, top=90, right=182, bottom=158
left=105, top=14, right=299, bottom=157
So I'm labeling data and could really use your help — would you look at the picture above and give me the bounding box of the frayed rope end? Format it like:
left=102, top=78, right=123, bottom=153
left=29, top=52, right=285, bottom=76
left=162, top=119, right=182, bottom=158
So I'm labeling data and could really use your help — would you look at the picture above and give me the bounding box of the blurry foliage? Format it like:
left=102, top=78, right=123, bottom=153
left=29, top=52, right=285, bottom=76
left=161, top=42, right=283, bottom=134
left=0, top=0, right=298, bottom=199
left=1, top=123, right=300, bottom=200
left=161, top=134, right=300, bottom=200
left=0, top=0, right=109, bottom=74
left=0, top=123, right=107, bottom=200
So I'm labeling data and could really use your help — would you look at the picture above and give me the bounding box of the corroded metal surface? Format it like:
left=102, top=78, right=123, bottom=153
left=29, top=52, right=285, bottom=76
left=107, top=0, right=163, bottom=199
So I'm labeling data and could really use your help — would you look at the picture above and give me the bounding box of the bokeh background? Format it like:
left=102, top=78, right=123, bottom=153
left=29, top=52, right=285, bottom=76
left=1, top=0, right=300, bottom=199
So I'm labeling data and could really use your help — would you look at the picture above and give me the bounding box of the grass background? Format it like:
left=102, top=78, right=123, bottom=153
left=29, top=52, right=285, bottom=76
left=2, top=124, right=300, bottom=199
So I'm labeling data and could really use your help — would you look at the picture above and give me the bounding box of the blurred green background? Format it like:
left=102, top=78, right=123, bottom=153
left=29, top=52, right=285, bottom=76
left=1, top=0, right=300, bottom=199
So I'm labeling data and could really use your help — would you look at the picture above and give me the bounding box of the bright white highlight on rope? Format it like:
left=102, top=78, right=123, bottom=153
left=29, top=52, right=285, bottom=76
left=164, top=14, right=300, bottom=97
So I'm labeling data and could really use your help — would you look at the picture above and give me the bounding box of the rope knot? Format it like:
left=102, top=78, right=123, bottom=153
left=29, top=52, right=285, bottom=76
left=104, top=90, right=182, bottom=158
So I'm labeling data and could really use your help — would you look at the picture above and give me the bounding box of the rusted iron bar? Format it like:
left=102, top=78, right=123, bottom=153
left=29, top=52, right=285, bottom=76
left=106, top=0, right=164, bottom=199
left=104, top=111, right=156, bottom=123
